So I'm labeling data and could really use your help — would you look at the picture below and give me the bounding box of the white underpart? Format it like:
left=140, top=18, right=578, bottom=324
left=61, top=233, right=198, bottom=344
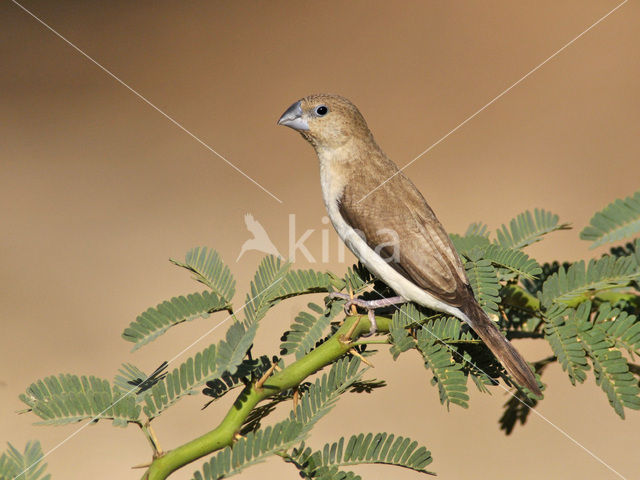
left=317, top=147, right=470, bottom=324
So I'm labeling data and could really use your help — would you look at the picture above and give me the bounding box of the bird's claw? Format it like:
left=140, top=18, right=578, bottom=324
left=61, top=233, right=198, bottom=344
left=328, top=292, right=378, bottom=336
left=364, top=310, right=377, bottom=337
left=343, top=298, right=372, bottom=316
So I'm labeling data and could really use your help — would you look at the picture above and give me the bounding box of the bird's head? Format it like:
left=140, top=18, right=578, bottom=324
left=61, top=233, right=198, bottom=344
left=277, top=94, right=372, bottom=150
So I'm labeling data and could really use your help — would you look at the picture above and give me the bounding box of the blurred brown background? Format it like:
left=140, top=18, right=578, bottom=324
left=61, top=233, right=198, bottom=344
left=2, top=1, right=639, bottom=479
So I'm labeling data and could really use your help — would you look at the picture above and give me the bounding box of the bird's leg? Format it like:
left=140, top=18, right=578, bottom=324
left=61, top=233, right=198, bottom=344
left=350, top=296, right=407, bottom=310
left=365, top=309, right=377, bottom=337
left=328, top=292, right=406, bottom=336
left=358, top=297, right=406, bottom=336
left=328, top=292, right=351, bottom=300
left=328, top=292, right=406, bottom=312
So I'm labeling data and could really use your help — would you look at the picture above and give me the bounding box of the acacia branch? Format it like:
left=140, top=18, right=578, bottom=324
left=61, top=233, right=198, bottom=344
left=143, top=313, right=391, bottom=480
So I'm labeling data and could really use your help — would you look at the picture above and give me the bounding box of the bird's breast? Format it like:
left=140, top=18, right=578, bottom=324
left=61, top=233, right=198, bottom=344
left=318, top=154, right=348, bottom=212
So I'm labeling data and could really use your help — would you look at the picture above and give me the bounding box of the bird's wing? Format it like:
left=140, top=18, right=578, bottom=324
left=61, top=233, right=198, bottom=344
left=339, top=171, right=469, bottom=307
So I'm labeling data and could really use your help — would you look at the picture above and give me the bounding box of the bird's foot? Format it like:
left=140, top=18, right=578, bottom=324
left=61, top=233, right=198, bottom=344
left=363, top=309, right=377, bottom=337
left=328, top=292, right=406, bottom=336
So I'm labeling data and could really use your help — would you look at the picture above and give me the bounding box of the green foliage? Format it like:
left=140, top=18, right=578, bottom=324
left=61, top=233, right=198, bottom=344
left=192, top=419, right=305, bottom=480
left=424, top=316, right=477, bottom=343
left=292, top=465, right=361, bottom=480
left=594, top=303, right=640, bottom=357
left=19, top=374, right=140, bottom=427
left=113, top=362, right=168, bottom=402
left=464, top=221, right=490, bottom=238
left=388, top=303, right=421, bottom=359
left=449, top=234, right=490, bottom=257
left=122, top=291, right=229, bottom=350
left=341, top=262, right=375, bottom=293
left=416, top=328, right=469, bottom=409
left=122, top=248, right=237, bottom=350
left=542, top=304, right=589, bottom=385
left=143, top=319, right=258, bottom=418
left=171, top=247, right=236, bottom=303
left=496, top=208, right=570, bottom=249
left=279, top=267, right=334, bottom=299
left=481, top=244, right=542, bottom=280
left=192, top=357, right=366, bottom=480
left=203, top=356, right=272, bottom=403
left=631, top=239, right=640, bottom=267
left=390, top=199, right=640, bottom=421
left=242, top=255, right=291, bottom=323
left=243, top=256, right=333, bottom=323
left=465, top=259, right=501, bottom=316
left=580, top=189, right=640, bottom=248
left=290, top=357, right=365, bottom=436
left=281, top=301, right=344, bottom=360
left=288, top=432, right=434, bottom=479
left=500, top=284, right=541, bottom=316
left=0, top=441, right=50, bottom=480
left=14, top=192, right=640, bottom=478
left=451, top=234, right=541, bottom=282
left=577, top=312, right=640, bottom=419
left=538, top=255, right=640, bottom=308
left=389, top=305, right=478, bottom=361
left=239, top=389, right=299, bottom=436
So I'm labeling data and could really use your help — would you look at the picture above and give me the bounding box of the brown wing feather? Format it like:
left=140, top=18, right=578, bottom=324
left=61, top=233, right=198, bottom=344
left=330, top=147, right=541, bottom=394
left=338, top=167, right=469, bottom=307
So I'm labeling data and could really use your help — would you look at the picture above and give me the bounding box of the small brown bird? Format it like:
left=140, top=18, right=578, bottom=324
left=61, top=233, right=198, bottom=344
left=278, top=94, right=541, bottom=396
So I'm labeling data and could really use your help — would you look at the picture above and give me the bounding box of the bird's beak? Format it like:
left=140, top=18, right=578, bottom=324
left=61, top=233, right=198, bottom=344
left=277, top=101, right=309, bottom=131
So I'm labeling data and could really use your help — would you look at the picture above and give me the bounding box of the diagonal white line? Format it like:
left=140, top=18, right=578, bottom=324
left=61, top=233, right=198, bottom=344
left=11, top=0, right=283, bottom=204
left=366, top=285, right=627, bottom=480
left=14, top=275, right=286, bottom=480
left=357, top=0, right=629, bottom=204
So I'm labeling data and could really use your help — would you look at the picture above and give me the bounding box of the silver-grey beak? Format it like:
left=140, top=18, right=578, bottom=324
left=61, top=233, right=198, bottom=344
left=277, top=101, right=309, bottom=131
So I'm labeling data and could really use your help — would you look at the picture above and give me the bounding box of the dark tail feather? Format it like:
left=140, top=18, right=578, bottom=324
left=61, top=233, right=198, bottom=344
left=461, top=300, right=542, bottom=397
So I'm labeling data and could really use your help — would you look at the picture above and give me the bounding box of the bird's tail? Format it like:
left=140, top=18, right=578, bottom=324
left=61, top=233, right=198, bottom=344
left=461, top=300, right=542, bottom=397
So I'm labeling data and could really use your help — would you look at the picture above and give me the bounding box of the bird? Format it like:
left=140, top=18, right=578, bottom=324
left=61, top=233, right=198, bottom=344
left=277, top=93, right=542, bottom=396
left=236, top=213, right=282, bottom=262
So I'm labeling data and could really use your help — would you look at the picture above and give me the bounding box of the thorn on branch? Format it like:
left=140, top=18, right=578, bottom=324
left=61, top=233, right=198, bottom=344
left=349, top=348, right=374, bottom=368
left=340, top=316, right=362, bottom=343
left=255, top=361, right=279, bottom=391
left=499, top=306, right=510, bottom=324
left=292, top=388, right=299, bottom=417
left=348, top=287, right=358, bottom=316
left=139, top=420, right=164, bottom=458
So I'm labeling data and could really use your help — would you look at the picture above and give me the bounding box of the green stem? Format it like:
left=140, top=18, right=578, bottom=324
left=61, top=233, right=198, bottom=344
left=350, top=339, right=391, bottom=347
left=144, top=314, right=391, bottom=480
left=594, top=291, right=640, bottom=310
left=500, top=285, right=541, bottom=313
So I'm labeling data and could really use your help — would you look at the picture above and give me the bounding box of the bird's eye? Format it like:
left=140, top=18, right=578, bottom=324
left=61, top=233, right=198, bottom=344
left=315, top=105, right=328, bottom=116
